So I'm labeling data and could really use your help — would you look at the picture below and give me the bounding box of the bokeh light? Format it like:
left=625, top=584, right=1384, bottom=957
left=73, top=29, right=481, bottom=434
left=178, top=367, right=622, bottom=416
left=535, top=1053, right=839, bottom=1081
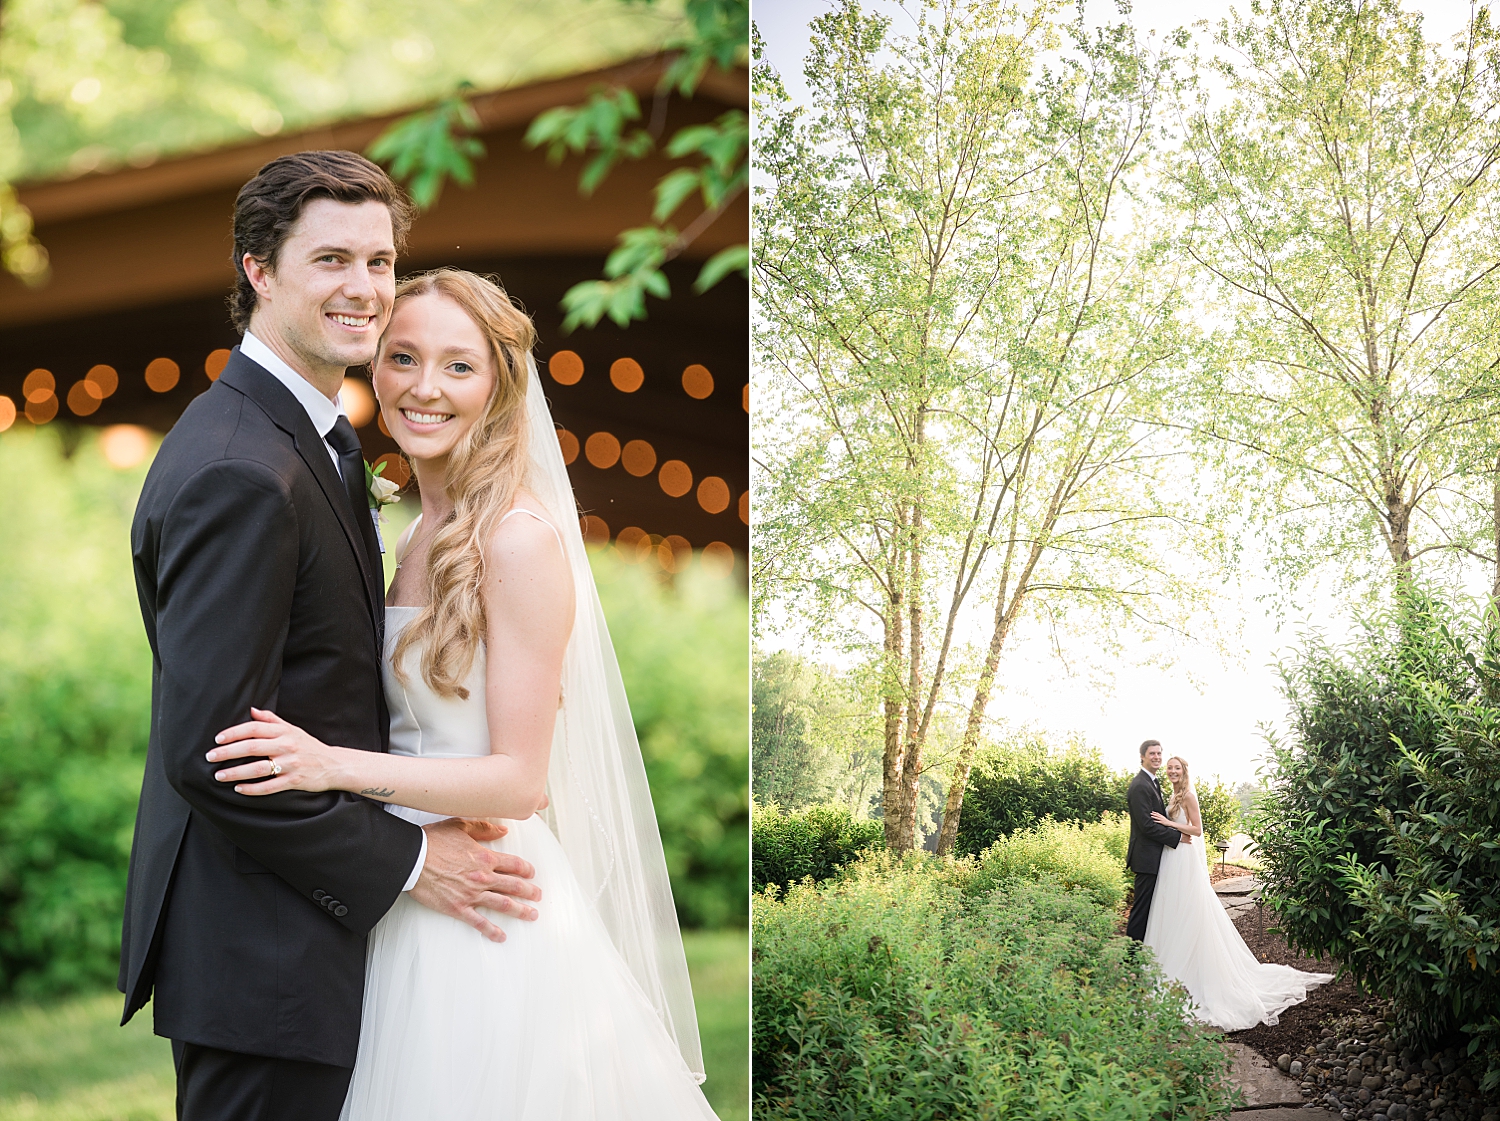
left=340, top=376, right=376, bottom=427
left=621, top=438, right=656, bottom=477
left=585, top=431, right=621, bottom=469
left=373, top=452, right=410, bottom=487
left=739, top=490, right=749, bottom=524
left=0, top=396, right=15, bottom=432
left=67, top=381, right=101, bottom=416
left=86, top=364, right=119, bottom=397
left=742, top=383, right=749, bottom=412
left=205, top=349, right=231, bottom=380
left=659, top=534, right=691, bottom=572
left=378, top=411, right=391, bottom=437
left=609, top=357, right=644, bottom=393
left=25, top=393, right=58, bottom=424
left=556, top=427, right=580, bottom=465
left=658, top=459, right=692, bottom=497
left=702, top=541, right=734, bottom=576
left=100, top=424, right=152, bottom=468
left=549, top=350, right=584, bottom=385
left=615, top=525, right=649, bottom=564
left=23, top=369, right=54, bottom=402
left=682, top=364, right=713, bottom=399
left=579, top=515, right=610, bottom=547
left=145, top=357, right=180, bottom=393
left=696, top=475, right=730, bottom=514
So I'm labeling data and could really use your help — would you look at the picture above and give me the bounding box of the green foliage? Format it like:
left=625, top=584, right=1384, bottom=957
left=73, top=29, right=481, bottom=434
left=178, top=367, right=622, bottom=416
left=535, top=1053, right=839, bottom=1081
left=750, top=801, right=884, bottom=894
left=1170, top=0, right=1500, bottom=594
left=953, top=736, right=1132, bottom=856
left=0, top=428, right=153, bottom=998
left=752, top=858, right=1237, bottom=1119
left=1256, top=590, right=1500, bottom=1088
left=751, top=652, right=882, bottom=815
left=526, top=87, right=656, bottom=196
left=1195, top=775, right=1240, bottom=847
left=522, top=0, right=749, bottom=327
left=963, top=815, right=1130, bottom=912
left=366, top=88, right=484, bottom=209
left=593, top=556, right=749, bottom=928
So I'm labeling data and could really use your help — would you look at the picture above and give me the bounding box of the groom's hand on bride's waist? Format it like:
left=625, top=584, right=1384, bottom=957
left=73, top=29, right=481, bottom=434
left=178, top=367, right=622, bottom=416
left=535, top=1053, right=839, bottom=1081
left=409, top=818, right=542, bottom=942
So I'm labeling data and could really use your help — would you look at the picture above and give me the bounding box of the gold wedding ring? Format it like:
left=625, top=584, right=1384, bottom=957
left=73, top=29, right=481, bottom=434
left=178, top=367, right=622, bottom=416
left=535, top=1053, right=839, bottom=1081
left=271, top=762, right=282, bottom=776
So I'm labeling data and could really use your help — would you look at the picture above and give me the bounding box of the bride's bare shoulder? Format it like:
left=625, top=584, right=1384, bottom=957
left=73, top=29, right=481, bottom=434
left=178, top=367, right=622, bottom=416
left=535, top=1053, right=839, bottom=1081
left=482, top=494, right=571, bottom=600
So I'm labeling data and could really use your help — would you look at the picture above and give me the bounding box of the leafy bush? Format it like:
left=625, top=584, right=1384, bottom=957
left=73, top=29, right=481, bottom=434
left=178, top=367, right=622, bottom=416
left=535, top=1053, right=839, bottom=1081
left=577, top=548, right=750, bottom=929
left=1195, top=777, right=1240, bottom=847
left=1256, top=590, right=1500, bottom=1087
left=964, top=815, right=1129, bottom=911
left=953, top=735, right=1131, bottom=856
left=753, top=856, right=1236, bottom=1119
left=751, top=801, right=884, bottom=893
left=0, top=428, right=153, bottom=998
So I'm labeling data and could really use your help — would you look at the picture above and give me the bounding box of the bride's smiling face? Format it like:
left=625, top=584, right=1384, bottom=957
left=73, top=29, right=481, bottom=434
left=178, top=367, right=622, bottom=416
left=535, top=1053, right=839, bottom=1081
left=374, top=292, right=497, bottom=463
left=1165, top=759, right=1183, bottom=783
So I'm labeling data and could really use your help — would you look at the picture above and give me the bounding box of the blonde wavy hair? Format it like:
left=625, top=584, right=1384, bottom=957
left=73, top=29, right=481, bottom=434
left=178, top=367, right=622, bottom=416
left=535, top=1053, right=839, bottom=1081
left=1164, top=755, right=1192, bottom=818
left=383, top=269, right=538, bottom=698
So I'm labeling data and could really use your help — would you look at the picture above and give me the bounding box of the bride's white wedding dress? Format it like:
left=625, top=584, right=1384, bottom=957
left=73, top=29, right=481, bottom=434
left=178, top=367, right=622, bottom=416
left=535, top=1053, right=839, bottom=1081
left=1143, top=806, right=1333, bottom=1031
left=337, top=594, right=720, bottom=1120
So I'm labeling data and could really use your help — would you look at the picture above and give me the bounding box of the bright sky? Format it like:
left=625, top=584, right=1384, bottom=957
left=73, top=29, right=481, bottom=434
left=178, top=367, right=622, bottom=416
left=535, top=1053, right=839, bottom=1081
left=752, top=0, right=1482, bottom=786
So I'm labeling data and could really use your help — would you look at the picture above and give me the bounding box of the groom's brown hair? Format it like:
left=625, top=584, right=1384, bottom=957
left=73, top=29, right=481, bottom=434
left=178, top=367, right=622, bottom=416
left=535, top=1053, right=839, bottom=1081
left=1139, top=739, right=1161, bottom=757
left=229, top=150, right=415, bottom=332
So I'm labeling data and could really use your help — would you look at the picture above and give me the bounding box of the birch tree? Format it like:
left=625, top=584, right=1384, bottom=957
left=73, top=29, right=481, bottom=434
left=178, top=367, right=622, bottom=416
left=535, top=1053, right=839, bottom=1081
left=754, top=0, right=1207, bottom=852
left=1171, top=0, right=1500, bottom=599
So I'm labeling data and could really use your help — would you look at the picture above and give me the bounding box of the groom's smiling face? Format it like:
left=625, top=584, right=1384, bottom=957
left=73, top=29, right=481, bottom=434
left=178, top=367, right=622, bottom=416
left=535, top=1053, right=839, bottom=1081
left=243, top=197, right=396, bottom=392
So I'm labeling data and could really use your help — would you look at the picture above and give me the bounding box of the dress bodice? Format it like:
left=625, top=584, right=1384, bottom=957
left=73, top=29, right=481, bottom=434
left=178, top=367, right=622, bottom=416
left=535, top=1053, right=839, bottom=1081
left=383, top=606, right=490, bottom=761
left=381, top=606, right=490, bottom=828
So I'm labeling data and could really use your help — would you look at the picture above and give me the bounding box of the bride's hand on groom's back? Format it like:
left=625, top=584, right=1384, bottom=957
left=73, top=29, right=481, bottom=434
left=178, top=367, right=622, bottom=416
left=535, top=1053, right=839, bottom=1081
left=410, top=818, right=543, bottom=942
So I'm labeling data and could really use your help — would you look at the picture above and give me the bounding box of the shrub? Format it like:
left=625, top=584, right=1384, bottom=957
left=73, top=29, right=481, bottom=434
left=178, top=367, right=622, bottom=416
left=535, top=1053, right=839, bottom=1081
left=953, top=735, right=1131, bottom=856
left=582, top=549, right=751, bottom=929
left=0, top=428, right=153, bottom=998
left=965, top=815, right=1129, bottom=911
left=1195, top=777, right=1240, bottom=847
left=753, top=857, right=1236, bottom=1119
left=1256, top=590, right=1500, bottom=1087
left=751, top=801, right=884, bottom=893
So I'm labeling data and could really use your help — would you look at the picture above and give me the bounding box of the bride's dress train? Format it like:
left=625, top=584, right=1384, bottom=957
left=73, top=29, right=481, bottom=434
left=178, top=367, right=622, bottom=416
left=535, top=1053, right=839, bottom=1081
left=1144, top=808, right=1332, bottom=1031
left=338, top=604, right=719, bottom=1120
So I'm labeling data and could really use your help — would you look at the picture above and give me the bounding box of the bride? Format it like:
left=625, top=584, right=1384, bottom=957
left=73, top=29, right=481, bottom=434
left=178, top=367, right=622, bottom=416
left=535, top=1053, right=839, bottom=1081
left=1144, top=755, right=1332, bottom=1032
left=205, top=269, right=720, bottom=1119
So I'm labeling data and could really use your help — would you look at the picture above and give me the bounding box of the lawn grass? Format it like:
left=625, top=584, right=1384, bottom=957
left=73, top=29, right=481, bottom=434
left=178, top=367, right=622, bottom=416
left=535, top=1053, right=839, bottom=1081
left=0, top=928, right=748, bottom=1121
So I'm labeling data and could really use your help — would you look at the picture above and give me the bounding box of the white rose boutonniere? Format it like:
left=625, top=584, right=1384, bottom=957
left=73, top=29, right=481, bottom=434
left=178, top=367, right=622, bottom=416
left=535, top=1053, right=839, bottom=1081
left=364, top=459, right=402, bottom=553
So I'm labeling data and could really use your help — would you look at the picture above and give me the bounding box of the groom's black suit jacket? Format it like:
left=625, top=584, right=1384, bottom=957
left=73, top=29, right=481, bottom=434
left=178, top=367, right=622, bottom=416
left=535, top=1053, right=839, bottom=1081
left=1126, top=769, right=1181, bottom=874
left=118, top=349, right=422, bottom=1068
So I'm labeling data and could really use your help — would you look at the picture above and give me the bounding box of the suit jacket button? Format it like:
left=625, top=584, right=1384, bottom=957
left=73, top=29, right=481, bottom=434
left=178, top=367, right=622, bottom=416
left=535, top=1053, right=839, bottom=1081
left=334, top=905, right=348, bottom=917
left=313, top=889, right=327, bottom=901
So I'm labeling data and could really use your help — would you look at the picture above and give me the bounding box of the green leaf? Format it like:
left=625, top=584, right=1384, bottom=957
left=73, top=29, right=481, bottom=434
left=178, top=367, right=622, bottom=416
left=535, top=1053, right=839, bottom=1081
left=653, top=167, right=704, bottom=222
left=693, top=243, right=748, bottom=292
left=367, top=90, right=486, bottom=210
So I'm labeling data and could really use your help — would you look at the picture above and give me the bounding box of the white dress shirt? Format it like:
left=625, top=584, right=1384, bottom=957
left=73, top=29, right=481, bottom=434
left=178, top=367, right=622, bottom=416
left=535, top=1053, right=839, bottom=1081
left=239, top=332, right=427, bottom=892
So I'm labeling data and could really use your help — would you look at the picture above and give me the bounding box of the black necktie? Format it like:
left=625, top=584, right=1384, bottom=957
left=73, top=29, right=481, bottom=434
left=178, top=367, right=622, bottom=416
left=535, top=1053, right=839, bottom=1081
left=326, top=416, right=368, bottom=522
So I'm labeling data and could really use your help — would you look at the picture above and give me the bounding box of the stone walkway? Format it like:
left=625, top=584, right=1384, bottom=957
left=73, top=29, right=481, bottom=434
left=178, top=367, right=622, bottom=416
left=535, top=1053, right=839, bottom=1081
left=1213, top=877, right=1335, bottom=1116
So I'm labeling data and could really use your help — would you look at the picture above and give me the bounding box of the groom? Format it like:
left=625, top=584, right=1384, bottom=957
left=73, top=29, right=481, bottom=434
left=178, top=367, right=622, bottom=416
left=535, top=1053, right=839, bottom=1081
left=1125, top=738, right=1184, bottom=941
left=119, top=151, right=542, bottom=1120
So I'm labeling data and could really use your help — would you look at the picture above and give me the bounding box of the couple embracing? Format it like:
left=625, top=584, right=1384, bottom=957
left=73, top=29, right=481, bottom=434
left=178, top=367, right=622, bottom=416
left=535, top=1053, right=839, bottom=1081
left=117, top=150, right=719, bottom=1119
left=1126, top=739, right=1331, bottom=1031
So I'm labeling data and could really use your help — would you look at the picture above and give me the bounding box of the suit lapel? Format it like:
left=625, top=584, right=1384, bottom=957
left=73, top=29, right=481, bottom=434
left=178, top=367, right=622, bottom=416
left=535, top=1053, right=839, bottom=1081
left=218, top=351, right=383, bottom=635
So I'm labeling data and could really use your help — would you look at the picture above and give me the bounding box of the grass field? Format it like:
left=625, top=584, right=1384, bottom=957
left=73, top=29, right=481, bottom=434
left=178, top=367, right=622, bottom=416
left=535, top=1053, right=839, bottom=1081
left=0, top=929, right=747, bottom=1121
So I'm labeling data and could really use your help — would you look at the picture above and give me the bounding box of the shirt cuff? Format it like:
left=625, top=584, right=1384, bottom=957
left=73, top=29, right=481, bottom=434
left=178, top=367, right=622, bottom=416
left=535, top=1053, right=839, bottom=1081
left=402, top=829, right=428, bottom=892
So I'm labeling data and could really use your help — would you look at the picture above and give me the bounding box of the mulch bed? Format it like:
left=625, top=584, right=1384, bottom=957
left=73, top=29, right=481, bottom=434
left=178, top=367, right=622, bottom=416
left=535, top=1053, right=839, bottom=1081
left=1223, top=903, right=1362, bottom=1066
